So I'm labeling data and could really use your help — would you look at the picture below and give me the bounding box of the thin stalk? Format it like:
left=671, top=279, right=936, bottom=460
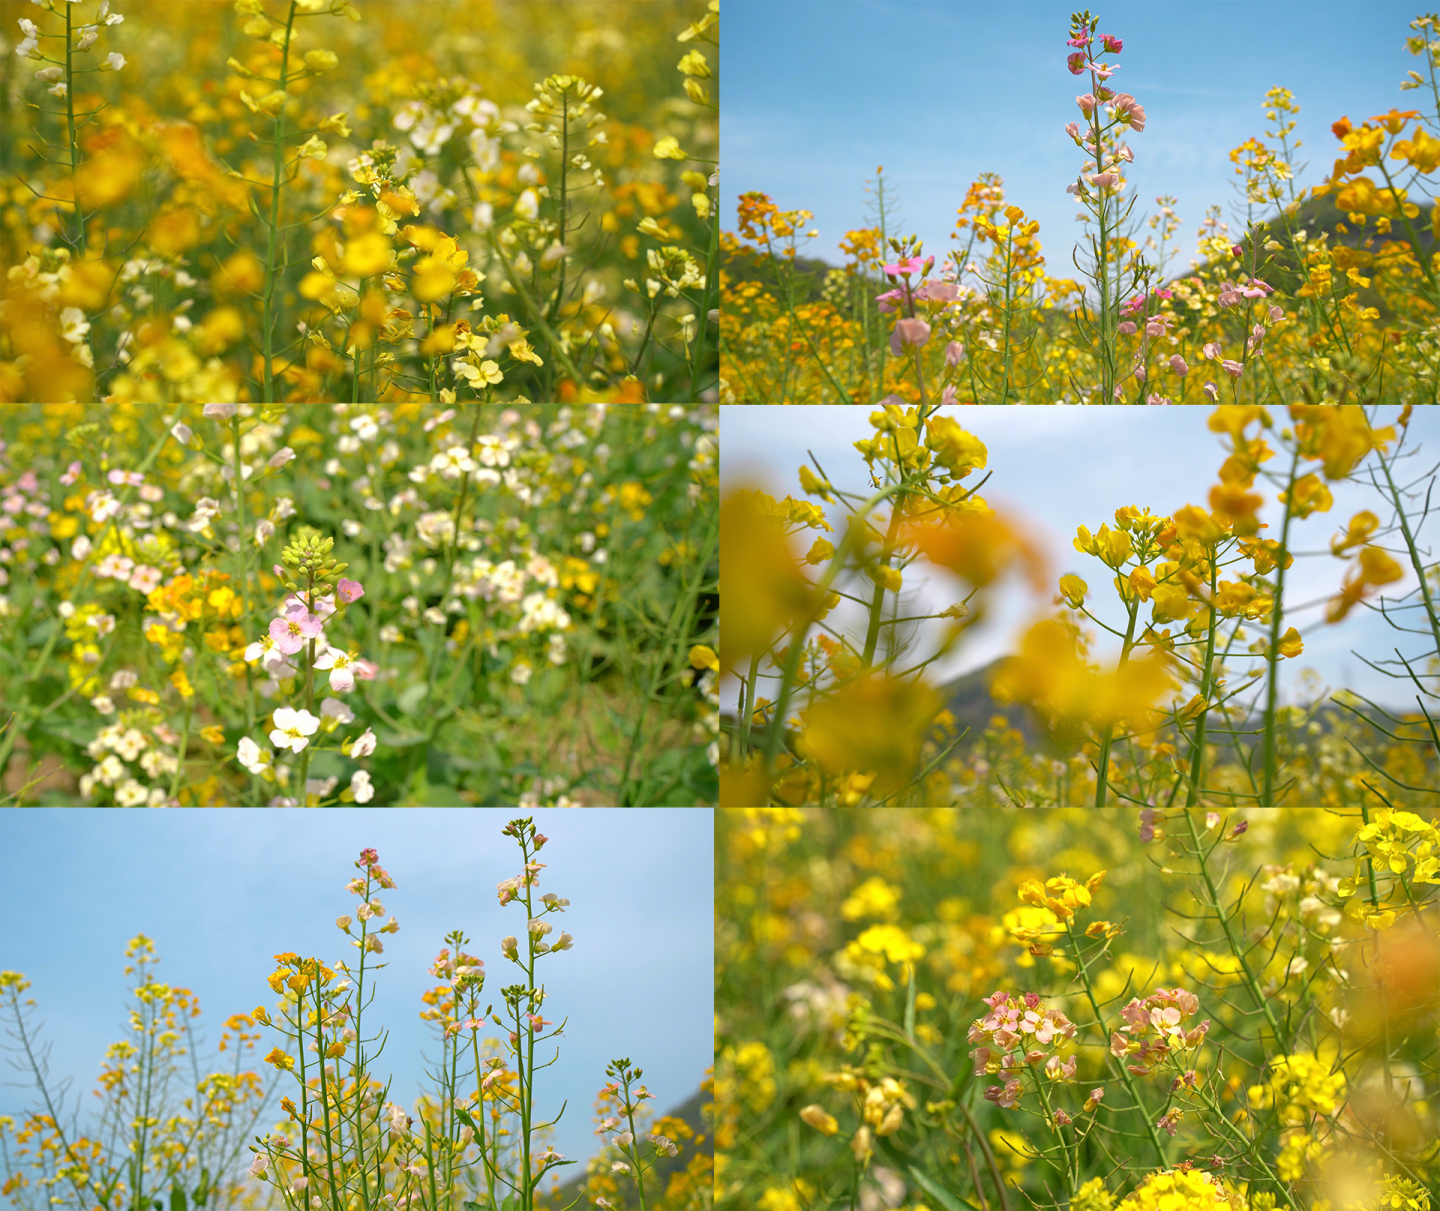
left=1184, top=558, right=1221, bottom=806
left=261, top=2, right=299, bottom=403
left=1261, top=442, right=1303, bottom=804
left=1094, top=593, right=1140, bottom=806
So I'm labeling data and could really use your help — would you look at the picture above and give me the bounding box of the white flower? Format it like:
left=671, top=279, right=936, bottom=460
left=313, top=646, right=357, bottom=693
left=186, top=496, right=222, bottom=533
left=514, top=188, right=539, bottom=222
left=90, top=695, right=116, bottom=715
left=58, top=307, right=90, bottom=344
left=170, top=421, right=194, bottom=445
left=349, top=770, right=374, bottom=804
left=349, top=727, right=377, bottom=758
left=35, top=65, right=64, bottom=82
left=237, top=736, right=274, bottom=775
left=115, top=778, right=148, bottom=807
left=269, top=707, right=320, bottom=753
left=74, top=26, right=98, bottom=51
left=510, top=661, right=532, bottom=686
left=103, top=51, right=125, bottom=70
left=99, top=2, right=124, bottom=25
left=48, top=82, right=68, bottom=98
left=254, top=518, right=276, bottom=545
left=203, top=402, right=238, bottom=420
left=430, top=446, right=476, bottom=480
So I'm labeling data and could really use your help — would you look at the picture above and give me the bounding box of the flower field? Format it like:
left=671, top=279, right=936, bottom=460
left=716, top=807, right=1440, bottom=1211
left=0, top=402, right=718, bottom=806
left=719, top=10, right=1437, bottom=411
left=2, top=820, right=716, bottom=1211
left=719, top=401, right=1440, bottom=808
left=1, top=0, right=717, bottom=404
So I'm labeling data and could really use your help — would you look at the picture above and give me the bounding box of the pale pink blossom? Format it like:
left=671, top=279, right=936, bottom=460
left=60, top=460, right=83, bottom=486
left=128, top=565, right=162, bottom=595
left=891, top=317, right=932, bottom=355
left=1076, top=93, right=1097, bottom=115
left=1067, top=51, right=1086, bottom=74
left=984, top=1079, right=1022, bottom=1109
left=203, top=403, right=238, bottom=420
left=1116, top=321, right=1137, bottom=335
left=1101, top=33, right=1122, bottom=53
left=270, top=612, right=325, bottom=655
left=1221, top=359, right=1244, bottom=379
left=1090, top=172, right=1118, bottom=189
left=1111, top=92, right=1146, bottom=131
left=336, top=577, right=365, bottom=603
left=267, top=446, right=296, bottom=471
left=1169, top=354, right=1189, bottom=376
left=350, top=727, right=378, bottom=758
left=1202, top=342, right=1223, bottom=360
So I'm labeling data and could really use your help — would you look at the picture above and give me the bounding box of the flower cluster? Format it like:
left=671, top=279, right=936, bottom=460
left=1109, top=987, right=1210, bottom=1077
left=969, top=991, right=1079, bottom=1106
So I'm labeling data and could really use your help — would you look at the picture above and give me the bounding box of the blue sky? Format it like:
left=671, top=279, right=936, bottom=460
left=721, top=405, right=1440, bottom=712
left=723, top=1, right=1426, bottom=272
left=0, top=808, right=712, bottom=1170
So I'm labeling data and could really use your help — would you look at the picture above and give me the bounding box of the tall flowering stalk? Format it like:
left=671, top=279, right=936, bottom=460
left=0, top=940, right=268, bottom=1211
left=235, top=527, right=377, bottom=805
left=248, top=823, right=583, bottom=1211
left=228, top=0, right=360, bottom=402
left=1062, top=12, right=1150, bottom=404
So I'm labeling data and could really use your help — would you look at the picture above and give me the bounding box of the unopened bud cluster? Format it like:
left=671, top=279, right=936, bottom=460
left=280, top=531, right=348, bottom=592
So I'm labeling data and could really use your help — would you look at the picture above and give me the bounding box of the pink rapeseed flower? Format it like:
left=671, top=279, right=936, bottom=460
left=1169, top=355, right=1189, bottom=376
left=270, top=612, right=325, bottom=655
left=984, top=1079, right=1023, bottom=1109
left=891, top=317, right=932, bottom=355
left=1067, top=51, right=1086, bottom=74
left=1101, top=33, right=1122, bottom=53
left=1076, top=93, right=1097, bottom=116
left=1221, top=360, right=1244, bottom=379
left=336, top=578, right=365, bottom=603
left=883, top=255, right=929, bottom=278
left=1112, top=93, right=1146, bottom=131
left=1090, top=172, right=1119, bottom=189
left=875, top=287, right=906, bottom=314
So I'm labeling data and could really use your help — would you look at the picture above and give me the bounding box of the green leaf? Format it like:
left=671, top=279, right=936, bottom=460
left=453, top=1106, right=479, bottom=1134
left=170, top=1182, right=188, bottom=1211
left=909, top=1165, right=978, bottom=1211
left=397, top=681, right=429, bottom=714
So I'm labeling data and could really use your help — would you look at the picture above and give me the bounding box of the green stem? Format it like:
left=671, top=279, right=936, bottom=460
left=1261, top=442, right=1302, bottom=804
left=1094, top=594, right=1140, bottom=806
left=1184, top=558, right=1221, bottom=807
left=261, top=2, right=299, bottom=404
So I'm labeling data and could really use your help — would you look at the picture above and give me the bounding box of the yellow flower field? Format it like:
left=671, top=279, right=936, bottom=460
left=716, top=807, right=1439, bottom=1211
left=1, top=0, right=718, bottom=404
